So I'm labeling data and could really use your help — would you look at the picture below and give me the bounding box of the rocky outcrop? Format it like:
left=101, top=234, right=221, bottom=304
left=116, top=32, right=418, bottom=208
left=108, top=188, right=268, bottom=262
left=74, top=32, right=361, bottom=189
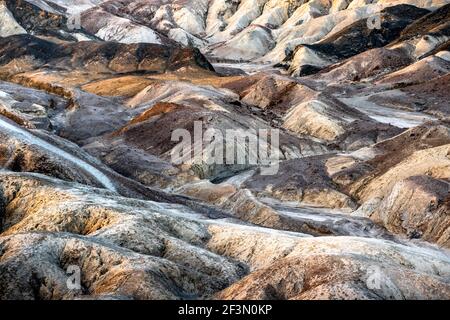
left=215, top=236, right=450, bottom=300
left=0, top=1, right=26, bottom=37
left=0, top=34, right=214, bottom=75
left=243, top=156, right=358, bottom=210
left=4, top=0, right=95, bottom=41
left=1, top=0, right=450, bottom=301
left=368, top=175, right=450, bottom=246
left=288, top=4, right=430, bottom=76
left=1, top=172, right=449, bottom=300
left=324, top=122, right=450, bottom=245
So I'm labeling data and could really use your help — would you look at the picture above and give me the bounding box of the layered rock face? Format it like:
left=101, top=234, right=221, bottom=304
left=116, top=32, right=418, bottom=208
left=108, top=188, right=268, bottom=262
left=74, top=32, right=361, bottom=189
left=0, top=0, right=449, bottom=300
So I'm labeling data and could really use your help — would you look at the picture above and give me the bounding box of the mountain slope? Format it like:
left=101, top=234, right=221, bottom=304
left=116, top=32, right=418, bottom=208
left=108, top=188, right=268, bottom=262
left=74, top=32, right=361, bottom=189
left=0, top=0, right=449, bottom=300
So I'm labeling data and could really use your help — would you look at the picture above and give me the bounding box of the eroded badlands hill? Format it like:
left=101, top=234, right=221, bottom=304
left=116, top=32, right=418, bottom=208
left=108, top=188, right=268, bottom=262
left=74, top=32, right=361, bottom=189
left=0, top=0, right=449, bottom=300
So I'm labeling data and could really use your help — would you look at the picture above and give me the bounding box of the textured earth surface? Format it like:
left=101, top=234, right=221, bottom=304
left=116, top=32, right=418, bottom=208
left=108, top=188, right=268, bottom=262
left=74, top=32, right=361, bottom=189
left=0, top=0, right=449, bottom=300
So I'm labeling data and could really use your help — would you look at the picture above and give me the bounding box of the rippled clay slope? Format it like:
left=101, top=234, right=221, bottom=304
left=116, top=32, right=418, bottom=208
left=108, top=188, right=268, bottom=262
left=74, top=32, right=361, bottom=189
left=0, top=0, right=449, bottom=300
